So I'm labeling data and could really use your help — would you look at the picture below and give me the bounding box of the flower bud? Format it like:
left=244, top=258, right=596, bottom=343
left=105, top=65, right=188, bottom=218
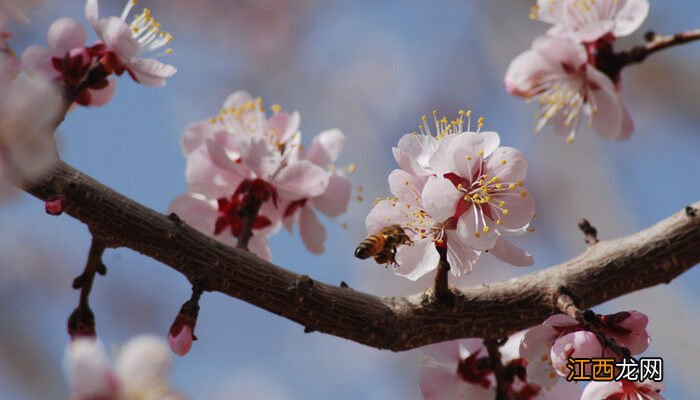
left=45, top=195, right=65, bottom=215
left=167, top=299, right=199, bottom=356
left=68, top=304, right=96, bottom=340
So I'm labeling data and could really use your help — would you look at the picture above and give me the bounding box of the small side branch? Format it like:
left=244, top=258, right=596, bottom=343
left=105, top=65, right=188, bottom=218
left=68, top=238, right=107, bottom=338
left=577, top=219, right=599, bottom=246
left=620, top=29, right=700, bottom=66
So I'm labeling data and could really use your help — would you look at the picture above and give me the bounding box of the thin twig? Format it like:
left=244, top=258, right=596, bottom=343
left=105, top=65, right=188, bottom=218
left=73, top=238, right=107, bottom=307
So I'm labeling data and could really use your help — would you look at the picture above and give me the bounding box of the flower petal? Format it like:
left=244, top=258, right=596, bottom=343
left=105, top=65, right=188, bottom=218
left=551, top=331, right=602, bottom=378
left=489, top=237, right=533, bottom=267
left=129, top=58, right=177, bottom=87
left=365, top=199, right=407, bottom=235
left=445, top=231, right=480, bottom=276
left=586, top=66, right=628, bottom=140
left=88, top=78, right=116, bottom=107
left=613, top=0, right=650, bottom=38
left=457, top=206, right=499, bottom=251
left=115, top=335, right=171, bottom=396
left=64, top=339, right=116, bottom=400
left=48, top=17, right=87, bottom=56
left=419, top=365, right=467, bottom=400
left=274, top=159, right=329, bottom=201
left=168, top=193, right=217, bottom=235
left=422, top=176, right=461, bottom=222
left=312, top=171, right=351, bottom=217
left=485, top=147, right=527, bottom=183
left=520, top=324, right=560, bottom=387
left=394, top=238, right=439, bottom=281
left=248, top=232, right=272, bottom=261
left=300, top=206, right=326, bottom=254
left=305, top=129, right=345, bottom=167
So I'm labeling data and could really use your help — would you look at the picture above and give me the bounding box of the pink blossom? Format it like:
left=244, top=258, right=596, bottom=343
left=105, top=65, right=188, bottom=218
left=0, top=75, right=61, bottom=201
left=282, top=129, right=352, bottom=254
left=425, top=131, right=535, bottom=254
left=505, top=36, right=633, bottom=142
left=533, top=0, right=649, bottom=43
left=0, top=0, right=40, bottom=27
left=420, top=339, right=495, bottom=400
left=171, top=91, right=337, bottom=259
left=363, top=113, right=533, bottom=278
left=581, top=380, right=664, bottom=400
left=22, top=17, right=116, bottom=106
left=520, top=311, right=650, bottom=387
left=85, top=0, right=176, bottom=86
left=419, top=335, right=580, bottom=400
left=65, top=335, right=183, bottom=400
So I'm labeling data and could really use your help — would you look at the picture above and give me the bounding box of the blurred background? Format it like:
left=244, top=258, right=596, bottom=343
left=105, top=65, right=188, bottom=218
left=1, top=0, right=699, bottom=398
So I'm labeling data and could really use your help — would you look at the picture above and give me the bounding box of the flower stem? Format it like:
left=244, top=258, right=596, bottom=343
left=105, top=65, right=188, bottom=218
left=433, top=246, right=452, bottom=302
left=236, top=197, right=263, bottom=251
left=484, top=338, right=509, bottom=400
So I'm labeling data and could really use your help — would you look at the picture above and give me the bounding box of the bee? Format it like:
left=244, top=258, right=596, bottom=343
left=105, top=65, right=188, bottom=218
left=354, top=225, right=413, bottom=267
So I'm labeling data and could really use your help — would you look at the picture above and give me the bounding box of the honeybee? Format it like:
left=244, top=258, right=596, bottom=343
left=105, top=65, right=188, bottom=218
left=354, top=225, right=413, bottom=267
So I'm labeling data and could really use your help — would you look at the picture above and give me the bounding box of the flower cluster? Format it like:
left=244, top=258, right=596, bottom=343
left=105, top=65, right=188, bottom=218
left=64, top=335, right=183, bottom=400
left=419, top=335, right=581, bottom=400
left=22, top=0, right=176, bottom=107
left=505, top=0, right=649, bottom=142
left=520, top=311, right=650, bottom=387
left=363, top=112, right=535, bottom=280
left=170, top=90, right=352, bottom=260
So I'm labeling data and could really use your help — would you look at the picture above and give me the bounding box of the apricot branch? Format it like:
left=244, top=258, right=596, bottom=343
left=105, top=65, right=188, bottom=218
left=25, top=161, right=700, bottom=351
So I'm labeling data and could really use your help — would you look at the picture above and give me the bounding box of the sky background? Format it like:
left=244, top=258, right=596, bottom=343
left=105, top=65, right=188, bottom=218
left=1, top=0, right=699, bottom=399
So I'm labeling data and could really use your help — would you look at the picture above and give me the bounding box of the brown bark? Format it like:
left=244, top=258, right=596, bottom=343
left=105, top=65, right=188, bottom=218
left=24, top=160, right=700, bottom=351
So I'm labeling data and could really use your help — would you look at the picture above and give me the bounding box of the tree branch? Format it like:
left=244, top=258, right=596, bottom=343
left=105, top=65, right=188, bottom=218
left=24, top=160, right=700, bottom=351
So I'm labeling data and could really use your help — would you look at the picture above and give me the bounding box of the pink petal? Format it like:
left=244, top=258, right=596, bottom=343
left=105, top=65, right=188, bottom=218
left=305, top=129, right=345, bottom=167
left=114, top=335, right=171, bottom=395
left=129, top=58, right=177, bottom=87
left=311, top=171, right=351, bottom=217
left=181, top=121, right=213, bottom=155
left=607, top=311, right=650, bottom=355
left=444, top=231, right=480, bottom=276
left=274, top=159, right=329, bottom=201
left=456, top=207, right=499, bottom=251
left=485, top=146, right=527, bottom=183
left=586, top=66, right=627, bottom=140
left=551, top=331, right=602, bottom=378
left=88, top=78, right=116, bottom=107
left=580, top=381, right=623, bottom=400
left=238, top=136, right=276, bottom=178
left=394, top=238, right=440, bottom=281
left=422, top=340, right=462, bottom=364
left=570, top=20, right=615, bottom=42
left=300, top=206, right=326, bottom=254
left=493, top=187, right=535, bottom=231
left=206, top=137, right=243, bottom=174
left=168, top=194, right=217, bottom=235
left=532, top=36, right=587, bottom=70
left=223, top=90, right=254, bottom=110
left=504, top=48, right=552, bottom=97
left=47, top=17, right=87, bottom=56
left=489, top=237, right=533, bottom=267
left=419, top=365, right=467, bottom=400
left=613, top=0, right=650, bottom=37
left=520, top=324, right=560, bottom=387
left=388, top=168, right=427, bottom=207
left=97, top=17, right=139, bottom=61
left=536, top=0, right=567, bottom=25
left=422, top=176, right=462, bottom=222
left=364, top=199, right=408, bottom=235
left=21, top=45, right=57, bottom=79
left=248, top=233, right=272, bottom=261
left=443, top=131, right=501, bottom=180
left=65, top=338, right=116, bottom=399
left=392, top=133, right=435, bottom=176
left=267, top=111, right=300, bottom=144
left=168, top=325, right=194, bottom=357
left=84, top=0, right=100, bottom=27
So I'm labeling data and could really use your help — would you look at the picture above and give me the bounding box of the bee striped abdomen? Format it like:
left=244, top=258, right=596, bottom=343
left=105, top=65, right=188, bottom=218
left=354, top=234, right=386, bottom=259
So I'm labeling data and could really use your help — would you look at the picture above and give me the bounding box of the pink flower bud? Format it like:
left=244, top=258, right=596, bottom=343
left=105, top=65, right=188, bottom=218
left=167, top=313, right=197, bottom=356
left=45, top=195, right=65, bottom=215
